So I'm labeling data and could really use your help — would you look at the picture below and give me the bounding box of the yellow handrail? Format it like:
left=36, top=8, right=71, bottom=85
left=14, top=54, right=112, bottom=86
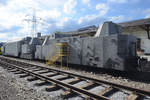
left=0, top=48, right=2, bottom=55
left=46, top=42, right=69, bottom=68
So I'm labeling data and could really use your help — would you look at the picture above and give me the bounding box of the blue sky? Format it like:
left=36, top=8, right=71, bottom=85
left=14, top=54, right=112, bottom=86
left=0, top=0, right=150, bottom=42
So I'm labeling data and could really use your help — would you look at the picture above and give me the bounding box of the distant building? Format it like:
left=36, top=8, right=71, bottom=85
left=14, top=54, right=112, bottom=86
left=0, top=42, right=4, bottom=47
left=40, top=19, right=150, bottom=55
left=61, top=25, right=97, bottom=37
left=119, top=18, right=150, bottom=54
left=66, top=19, right=150, bottom=55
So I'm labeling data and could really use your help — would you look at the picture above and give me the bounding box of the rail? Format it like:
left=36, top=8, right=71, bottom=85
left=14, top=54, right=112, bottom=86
left=0, top=56, right=150, bottom=100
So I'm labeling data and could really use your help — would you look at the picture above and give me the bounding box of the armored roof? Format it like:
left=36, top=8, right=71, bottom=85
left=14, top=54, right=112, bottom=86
left=119, top=18, right=150, bottom=27
left=41, top=18, right=150, bottom=39
left=119, top=18, right=150, bottom=32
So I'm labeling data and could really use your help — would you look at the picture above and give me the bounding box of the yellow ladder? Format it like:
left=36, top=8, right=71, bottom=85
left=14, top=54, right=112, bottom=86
left=0, top=48, right=1, bottom=55
left=46, top=54, right=60, bottom=65
left=46, top=42, right=69, bottom=67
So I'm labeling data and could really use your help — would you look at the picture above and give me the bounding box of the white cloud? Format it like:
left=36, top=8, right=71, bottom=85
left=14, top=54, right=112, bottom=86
left=56, top=17, right=72, bottom=27
left=144, top=8, right=150, bottom=18
left=78, top=13, right=107, bottom=26
left=8, top=36, right=23, bottom=42
left=0, top=12, right=25, bottom=29
left=131, top=0, right=140, bottom=3
left=63, top=0, right=77, bottom=14
left=82, top=0, right=90, bottom=4
left=0, top=0, right=41, bottom=30
left=6, top=0, right=39, bottom=11
left=108, top=0, right=140, bottom=4
left=0, top=0, right=64, bottom=41
left=82, top=0, right=90, bottom=7
left=77, top=3, right=109, bottom=25
left=0, top=34, right=8, bottom=39
left=78, top=15, right=97, bottom=24
left=0, top=33, right=10, bottom=42
left=37, top=9, right=61, bottom=19
left=108, top=0, right=127, bottom=3
left=108, top=15, right=125, bottom=22
left=36, top=0, right=66, bottom=8
left=0, top=32, right=22, bottom=42
left=96, top=3, right=109, bottom=16
left=0, top=0, right=107, bottom=42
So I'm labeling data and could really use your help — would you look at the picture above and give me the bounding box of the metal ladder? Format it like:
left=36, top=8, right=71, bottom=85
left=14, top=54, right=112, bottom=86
left=46, top=42, right=69, bottom=67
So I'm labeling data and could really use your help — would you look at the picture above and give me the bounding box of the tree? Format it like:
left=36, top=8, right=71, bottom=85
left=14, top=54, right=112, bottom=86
left=55, top=31, right=62, bottom=34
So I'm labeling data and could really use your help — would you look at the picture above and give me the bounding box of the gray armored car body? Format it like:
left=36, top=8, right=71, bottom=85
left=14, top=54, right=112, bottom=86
left=2, top=21, right=138, bottom=71
left=35, top=21, right=137, bottom=71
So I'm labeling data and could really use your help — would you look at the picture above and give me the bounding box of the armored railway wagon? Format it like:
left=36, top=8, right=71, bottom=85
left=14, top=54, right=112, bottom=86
left=2, top=21, right=147, bottom=72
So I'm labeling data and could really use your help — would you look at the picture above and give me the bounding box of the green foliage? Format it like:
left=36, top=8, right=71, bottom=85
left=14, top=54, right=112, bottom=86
left=55, top=31, right=62, bottom=34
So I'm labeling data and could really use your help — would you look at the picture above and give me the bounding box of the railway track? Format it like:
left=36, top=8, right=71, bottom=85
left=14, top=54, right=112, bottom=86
left=0, top=56, right=150, bottom=100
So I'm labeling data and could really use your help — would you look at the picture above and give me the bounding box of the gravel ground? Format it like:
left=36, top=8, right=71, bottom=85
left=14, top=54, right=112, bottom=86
left=7, top=57, right=150, bottom=91
left=54, top=68, right=150, bottom=91
left=0, top=56, right=150, bottom=100
left=0, top=66, right=62, bottom=100
left=59, top=67, right=150, bottom=91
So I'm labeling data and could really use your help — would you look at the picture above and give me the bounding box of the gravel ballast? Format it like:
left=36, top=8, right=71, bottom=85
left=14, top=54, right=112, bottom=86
left=0, top=66, right=62, bottom=100
left=0, top=56, right=150, bottom=100
left=17, top=58, right=150, bottom=91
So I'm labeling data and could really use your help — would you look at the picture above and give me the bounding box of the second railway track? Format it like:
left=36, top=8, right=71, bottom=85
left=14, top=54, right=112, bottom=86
left=0, top=56, right=150, bottom=100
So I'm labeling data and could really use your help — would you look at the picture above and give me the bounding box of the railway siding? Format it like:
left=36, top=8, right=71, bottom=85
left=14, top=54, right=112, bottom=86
left=0, top=56, right=150, bottom=100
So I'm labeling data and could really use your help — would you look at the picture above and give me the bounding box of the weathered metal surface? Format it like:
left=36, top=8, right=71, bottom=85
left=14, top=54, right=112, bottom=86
left=2, top=21, right=139, bottom=71
left=2, top=41, right=22, bottom=57
left=36, top=34, right=136, bottom=71
left=34, top=22, right=137, bottom=71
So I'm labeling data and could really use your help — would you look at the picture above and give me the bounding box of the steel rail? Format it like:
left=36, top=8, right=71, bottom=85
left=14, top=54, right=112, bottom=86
left=0, top=60, right=110, bottom=100
left=0, top=56, right=150, bottom=97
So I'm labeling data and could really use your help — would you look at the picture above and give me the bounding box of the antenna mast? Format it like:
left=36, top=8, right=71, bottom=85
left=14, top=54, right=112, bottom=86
left=24, top=8, right=42, bottom=38
left=32, top=9, right=37, bottom=37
